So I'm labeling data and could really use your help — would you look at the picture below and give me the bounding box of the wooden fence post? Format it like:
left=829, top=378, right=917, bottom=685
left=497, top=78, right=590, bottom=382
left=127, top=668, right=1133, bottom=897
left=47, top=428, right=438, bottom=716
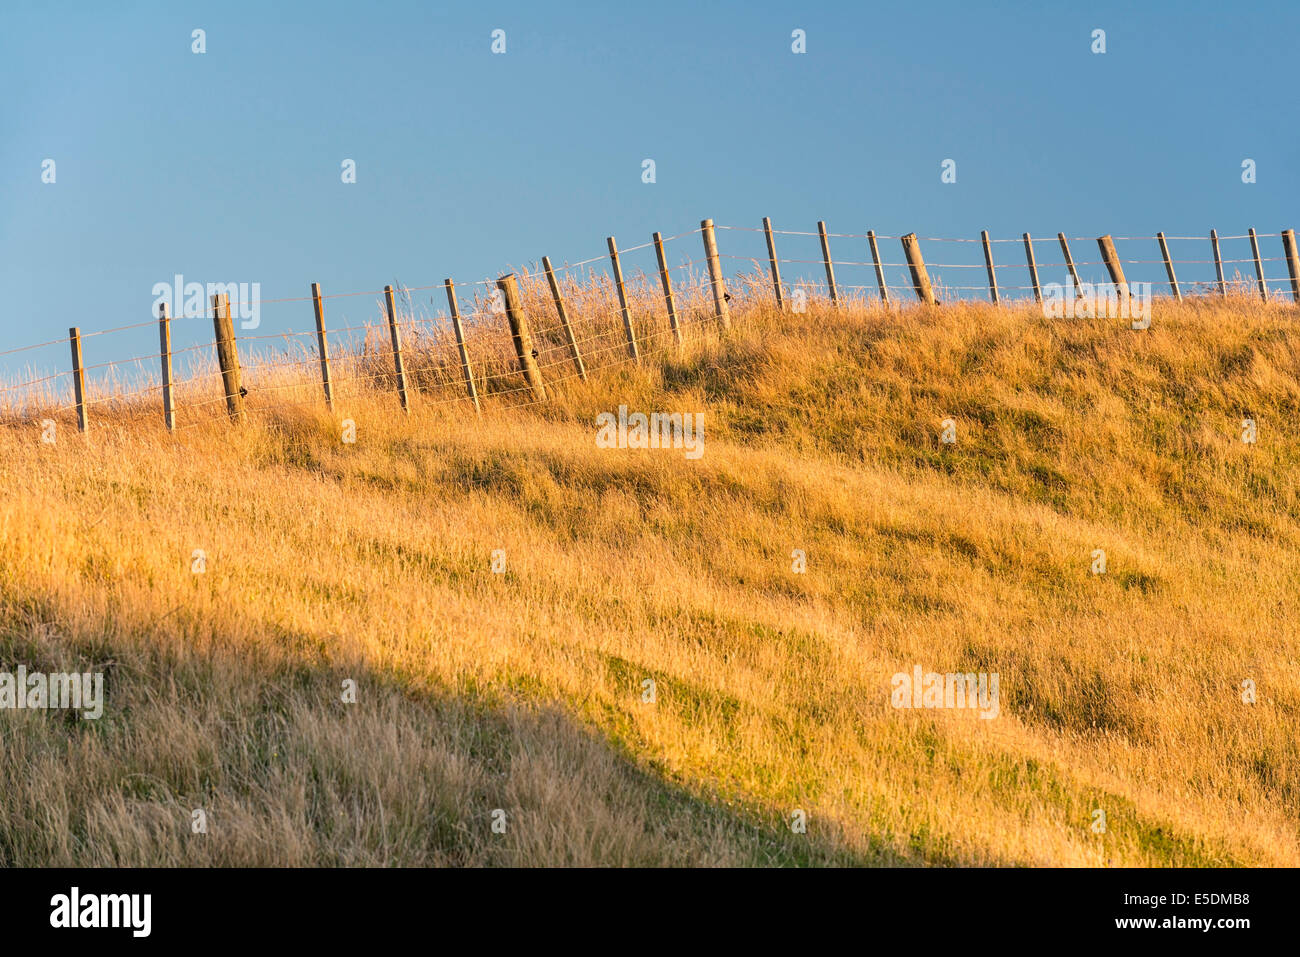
left=1058, top=233, right=1083, bottom=296
left=1282, top=229, right=1300, bottom=303
left=68, top=327, right=88, bottom=433
left=1096, top=235, right=1128, bottom=294
left=310, top=282, right=334, bottom=409
left=606, top=236, right=640, bottom=361
left=1156, top=232, right=1181, bottom=301
left=700, top=219, right=731, bottom=330
left=652, top=232, right=682, bottom=350
left=211, top=293, right=246, bottom=421
left=383, top=285, right=410, bottom=413
left=497, top=274, right=547, bottom=402
left=817, top=220, right=838, bottom=304
left=541, top=256, right=587, bottom=380
left=868, top=230, right=890, bottom=304
left=981, top=230, right=999, bottom=304
left=1249, top=228, right=1267, bottom=301
left=443, top=279, right=481, bottom=415
left=900, top=233, right=936, bottom=305
left=762, top=217, right=784, bottom=310
left=158, top=302, right=176, bottom=431
left=1210, top=229, right=1227, bottom=297
left=1023, top=233, right=1042, bottom=304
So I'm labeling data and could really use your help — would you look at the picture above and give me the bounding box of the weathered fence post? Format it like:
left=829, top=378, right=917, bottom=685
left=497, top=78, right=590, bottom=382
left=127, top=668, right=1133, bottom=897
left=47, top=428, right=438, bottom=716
left=1282, top=229, right=1300, bottom=303
left=606, top=236, right=640, bottom=361
left=443, top=279, right=481, bottom=415
left=818, top=220, right=838, bottom=304
left=310, top=282, right=334, bottom=409
left=497, top=274, right=547, bottom=402
left=68, top=326, right=88, bottom=433
left=652, top=232, right=682, bottom=350
left=1097, top=235, right=1128, bottom=295
left=383, top=285, right=410, bottom=413
left=762, top=217, right=784, bottom=310
left=900, top=233, right=936, bottom=305
left=1023, top=233, right=1042, bottom=304
left=158, top=302, right=176, bottom=431
left=211, top=293, right=245, bottom=421
left=1210, top=229, right=1227, bottom=297
left=541, top=256, right=587, bottom=380
left=1249, top=228, right=1267, bottom=301
left=981, top=230, right=999, bottom=304
left=700, top=219, right=731, bottom=330
left=1058, top=233, right=1083, bottom=296
left=868, top=230, right=890, bottom=304
left=1156, top=232, right=1181, bottom=301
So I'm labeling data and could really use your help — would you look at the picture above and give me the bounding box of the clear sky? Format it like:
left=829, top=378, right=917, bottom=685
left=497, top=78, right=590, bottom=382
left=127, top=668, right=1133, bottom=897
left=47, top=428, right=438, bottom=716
left=1, top=0, right=1297, bottom=381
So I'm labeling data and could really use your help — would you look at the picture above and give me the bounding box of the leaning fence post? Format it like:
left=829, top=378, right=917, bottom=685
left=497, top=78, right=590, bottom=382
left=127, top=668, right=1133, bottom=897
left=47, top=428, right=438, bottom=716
left=158, top=302, right=176, bottom=430
left=1210, top=229, right=1227, bottom=297
left=211, top=294, right=245, bottom=421
left=1023, top=233, right=1042, bottom=304
left=701, top=219, right=731, bottom=330
left=606, top=236, right=640, bottom=361
left=900, top=233, right=936, bottom=305
left=383, top=285, right=410, bottom=413
left=868, top=230, right=890, bottom=304
left=817, top=220, right=838, bottom=304
left=652, top=232, right=682, bottom=350
left=981, top=231, right=999, bottom=304
left=310, top=282, right=334, bottom=409
left=1282, top=229, right=1300, bottom=304
left=1058, top=233, right=1083, bottom=296
left=1097, top=235, right=1128, bottom=297
left=443, top=279, right=481, bottom=415
left=497, top=274, right=547, bottom=402
left=541, top=257, right=587, bottom=380
left=1156, top=232, right=1181, bottom=301
left=68, top=326, right=88, bottom=433
left=762, top=217, right=784, bottom=310
left=1249, top=228, right=1267, bottom=301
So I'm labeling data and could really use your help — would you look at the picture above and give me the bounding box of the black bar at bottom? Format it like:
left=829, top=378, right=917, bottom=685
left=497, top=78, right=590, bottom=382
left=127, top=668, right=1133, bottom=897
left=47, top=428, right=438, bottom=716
left=0, top=866, right=1281, bottom=945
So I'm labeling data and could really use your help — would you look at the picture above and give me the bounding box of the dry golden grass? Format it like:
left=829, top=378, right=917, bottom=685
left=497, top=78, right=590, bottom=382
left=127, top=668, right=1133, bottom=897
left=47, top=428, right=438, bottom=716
left=0, top=280, right=1296, bottom=866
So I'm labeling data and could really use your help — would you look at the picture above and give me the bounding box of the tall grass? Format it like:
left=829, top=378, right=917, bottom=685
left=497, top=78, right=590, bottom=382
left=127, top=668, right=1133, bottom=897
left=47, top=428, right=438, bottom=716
left=0, top=280, right=1296, bottom=866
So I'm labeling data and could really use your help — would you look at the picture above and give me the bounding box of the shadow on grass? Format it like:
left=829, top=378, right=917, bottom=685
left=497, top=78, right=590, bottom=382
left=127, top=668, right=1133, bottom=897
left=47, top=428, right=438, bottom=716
left=0, top=593, right=932, bottom=867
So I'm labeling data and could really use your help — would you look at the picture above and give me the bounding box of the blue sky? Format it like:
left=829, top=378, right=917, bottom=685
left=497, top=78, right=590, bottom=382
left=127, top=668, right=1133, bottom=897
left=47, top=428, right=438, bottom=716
left=1, top=0, right=1296, bottom=381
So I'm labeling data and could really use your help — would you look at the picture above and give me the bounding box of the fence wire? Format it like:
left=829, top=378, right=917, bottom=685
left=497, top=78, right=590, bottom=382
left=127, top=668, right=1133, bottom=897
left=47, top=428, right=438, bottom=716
left=1, top=221, right=1296, bottom=430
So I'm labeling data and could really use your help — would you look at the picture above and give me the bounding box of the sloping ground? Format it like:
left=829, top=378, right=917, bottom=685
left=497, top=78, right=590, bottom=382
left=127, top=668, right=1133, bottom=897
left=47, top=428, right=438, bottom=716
left=0, top=292, right=1297, bottom=866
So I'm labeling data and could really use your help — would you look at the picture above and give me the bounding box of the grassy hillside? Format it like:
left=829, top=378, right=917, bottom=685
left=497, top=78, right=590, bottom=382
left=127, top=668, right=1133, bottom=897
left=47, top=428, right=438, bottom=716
left=1, top=285, right=1297, bottom=866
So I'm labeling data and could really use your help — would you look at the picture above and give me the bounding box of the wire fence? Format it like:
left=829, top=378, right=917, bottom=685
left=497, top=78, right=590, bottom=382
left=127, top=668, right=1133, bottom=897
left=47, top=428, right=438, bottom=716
left=0, top=227, right=725, bottom=432
left=0, top=219, right=1296, bottom=434
left=715, top=224, right=1300, bottom=304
